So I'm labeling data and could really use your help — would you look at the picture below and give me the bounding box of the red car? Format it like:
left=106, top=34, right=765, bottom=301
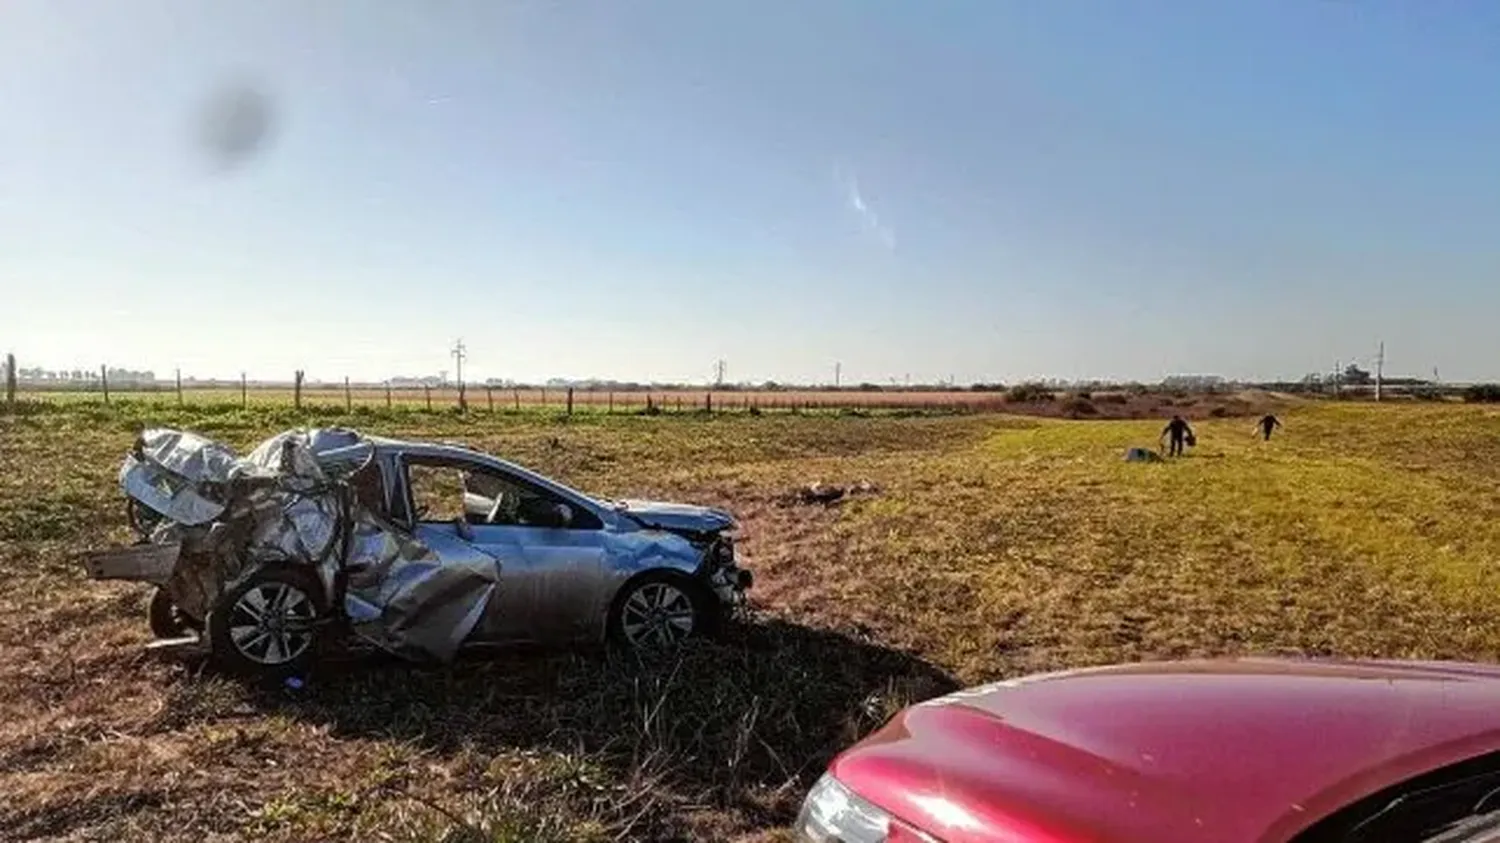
left=795, top=658, right=1500, bottom=842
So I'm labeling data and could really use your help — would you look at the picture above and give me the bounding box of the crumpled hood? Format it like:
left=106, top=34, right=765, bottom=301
left=616, top=499, right=735, bottom=534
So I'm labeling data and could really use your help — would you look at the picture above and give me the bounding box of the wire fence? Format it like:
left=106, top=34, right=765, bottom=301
left=1, top=360, right=1007, bottom=415
left=4, top=355, right=1486, bottom=416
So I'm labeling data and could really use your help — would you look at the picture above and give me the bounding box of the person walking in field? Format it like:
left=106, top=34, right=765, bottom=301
left=1161, top=414, right=1194, bottom=457
left=1255, top=413, right=1282, bottom=442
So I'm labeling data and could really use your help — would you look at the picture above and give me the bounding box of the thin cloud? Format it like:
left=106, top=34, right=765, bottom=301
left=837, top=165, right=895, bottom=251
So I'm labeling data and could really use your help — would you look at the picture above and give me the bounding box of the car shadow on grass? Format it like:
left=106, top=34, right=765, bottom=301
left=245, top=617, right=958, bottom=839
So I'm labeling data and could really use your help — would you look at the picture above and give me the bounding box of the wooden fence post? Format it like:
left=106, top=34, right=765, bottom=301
left=241, top=372, right=248, bottom=408
left=540, top=388, right=547, bottom=408
left=385, top=381, right=392, bottom=408
left=424, top=385, right=432, bottom=411
left=513, top=389, right=520, bottom=411
left=100, top=365, right=109, bottom=405
left=608, top=392, right=614, bottom=414
left=294, top=370, right=304, bottom=410
left=706, top=391, right=712, bottom=413
left=344, top=376, right=352, bottom=412
left=566, top=387, right=575, bottom=416
left=487, top=385, right=494, bottom=412
left=175, top=368, right=183, bottom=405
left=4, top=353, right=15, bottom=405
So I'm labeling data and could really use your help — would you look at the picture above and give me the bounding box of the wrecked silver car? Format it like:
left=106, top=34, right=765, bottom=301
left=83, top=427, right=752, bottom=675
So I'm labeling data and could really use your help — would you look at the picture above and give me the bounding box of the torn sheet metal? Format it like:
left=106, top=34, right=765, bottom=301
left=120, top=456, right=228, bottom=527
left=81, top=542, right=182, bottom=584
left=344, top=519, right=499, bottom=662
left=105, top=426, right=499, bottom=663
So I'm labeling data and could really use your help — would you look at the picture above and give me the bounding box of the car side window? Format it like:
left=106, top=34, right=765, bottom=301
left=347, top=458, right=389, bottom=518
left=403, top=458, right=602, bottom=530
left=405, top=464, right=469, bottom=523
left=471, top=471, right=604, bottom=530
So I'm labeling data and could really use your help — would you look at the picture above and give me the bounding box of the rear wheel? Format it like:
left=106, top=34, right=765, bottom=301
left=607, top=572, right=716, bottom=650
left=206, top=566, right=324, bottom=676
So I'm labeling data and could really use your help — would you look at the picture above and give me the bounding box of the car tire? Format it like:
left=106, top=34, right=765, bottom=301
left=148, top=588, right=202, bottom=638
left=607, top=572, right=718, bottom=651
left=206, top=565, right=326, bottom=677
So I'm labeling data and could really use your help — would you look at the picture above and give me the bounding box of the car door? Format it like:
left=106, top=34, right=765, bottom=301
left=401, top=455, right=610, bottom=644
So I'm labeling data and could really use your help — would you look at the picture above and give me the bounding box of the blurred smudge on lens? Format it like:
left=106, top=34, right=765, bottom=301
left=197, top=79, right=276, bottom=170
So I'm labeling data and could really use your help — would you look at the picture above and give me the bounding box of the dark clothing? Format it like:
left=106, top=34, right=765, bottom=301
left=1258, top=414, right=1281, bottom=441
left=1163, top=418, right=1193, bottom=456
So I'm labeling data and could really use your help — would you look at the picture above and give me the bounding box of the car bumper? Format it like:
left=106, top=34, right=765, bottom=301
left=709, top=563, right=753, bottom=606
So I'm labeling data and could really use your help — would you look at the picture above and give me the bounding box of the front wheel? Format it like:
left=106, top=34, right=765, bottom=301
left=206, top=566, right=325, bottom=676
left=607, top=573, right=716, bottom=650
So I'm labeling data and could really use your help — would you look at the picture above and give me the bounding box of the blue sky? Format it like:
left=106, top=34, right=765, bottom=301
left=3, top=2, right=1499, bottom=385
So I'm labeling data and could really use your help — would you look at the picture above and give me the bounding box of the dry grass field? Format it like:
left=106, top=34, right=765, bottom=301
left=3, top=400, right=1500, bottom=841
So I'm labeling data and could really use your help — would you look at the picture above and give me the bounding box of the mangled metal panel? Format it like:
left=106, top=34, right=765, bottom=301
left=111, top=426, right=500, bottom=664
left=82, top=541, right=182, bottom=585
left=343, top=520, right=499, bottom=662
left=122, top=431, right=229, bottom=526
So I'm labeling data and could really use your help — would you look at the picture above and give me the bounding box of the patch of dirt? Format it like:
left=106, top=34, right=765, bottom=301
left=1004, top=390, right=1291, bottom=421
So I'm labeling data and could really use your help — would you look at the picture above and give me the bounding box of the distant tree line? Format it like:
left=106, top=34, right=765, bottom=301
left=18, top=367, right=157, bottom=384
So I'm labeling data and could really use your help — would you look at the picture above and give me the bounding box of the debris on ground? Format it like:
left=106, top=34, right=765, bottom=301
left=786, top=481, right=882, bottom=507
left=1123, top=447, right=1163, bottom=463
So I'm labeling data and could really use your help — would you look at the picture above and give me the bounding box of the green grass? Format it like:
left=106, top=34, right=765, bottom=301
left=2, top=400, right=1499, bottom=840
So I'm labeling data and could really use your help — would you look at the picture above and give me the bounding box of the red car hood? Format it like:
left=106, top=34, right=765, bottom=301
left=832, top=659, right=1500, bottom=843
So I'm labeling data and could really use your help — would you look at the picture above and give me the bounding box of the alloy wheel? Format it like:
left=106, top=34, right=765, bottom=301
left=227, top=581, right=316, bottom=665
left=620, top=581, right=696, bottom=648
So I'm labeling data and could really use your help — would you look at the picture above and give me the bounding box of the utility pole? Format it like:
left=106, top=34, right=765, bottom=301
left=1375, top=341, right=1384, bottom=402
left=1333, top=361, right=1340, bottom=397
left=713, top=359, right=726, bottom=388
left=834, top=362, right=841, bottom=388
left=451, top=339, right=467, bottom=411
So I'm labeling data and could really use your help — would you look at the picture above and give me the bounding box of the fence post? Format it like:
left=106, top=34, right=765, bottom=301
left=608, top=391, right=614, bottom=414
left=706, top=391, right=712, bottom=413
left=566, top=387, right=575, bottom=416
left=424, top=385, right=432, bottom=411
left=458, top=379, right=467, bottom=413
left=541, top=388, right=547, bottom=408
left=487, top=386, right=494, bottom=412
left=675, top=395, right=682, bottom=413
left=294, top=369, right=304, bottom=410
left=385, top=381, right=392, bottom=408
left=175, top=367, right=183, bottom=405
left=241, top=372, right=248, bottom=408
left=4, top=353, right=14, bottom=405
left=513, top=389, right=520, bottom=411
left=344, top=376, right=352, bottom=412
left=100, top=364, right=109, bottom=405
